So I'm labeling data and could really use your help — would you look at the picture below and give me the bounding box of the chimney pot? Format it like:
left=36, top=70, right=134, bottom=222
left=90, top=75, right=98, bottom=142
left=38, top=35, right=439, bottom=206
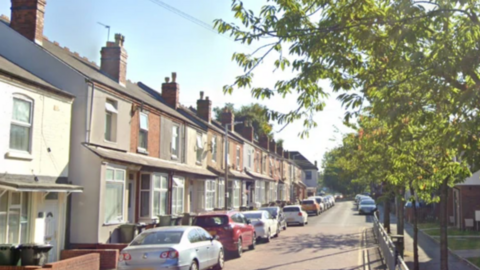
left=165, top=77, right=170, bottom=83
left=200, top=91, right=204, bottom=99
left=172, top=72, right=177, bottom=82
left=10, top=0, right=46, bottom=45
left=114, top=33, right=125, bottom=47
left=206, top=96, right=209, bottom=100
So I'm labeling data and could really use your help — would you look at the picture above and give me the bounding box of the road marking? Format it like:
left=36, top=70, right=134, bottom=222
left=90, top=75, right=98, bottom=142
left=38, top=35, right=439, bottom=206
left=364, top=229, right=370, bottom=270
left=358, top=227, right=364, bottom=268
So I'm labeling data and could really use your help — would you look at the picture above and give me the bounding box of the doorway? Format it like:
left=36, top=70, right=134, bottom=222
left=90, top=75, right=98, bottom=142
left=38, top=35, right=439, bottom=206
left=127, top=173, right=136, bottom=223
left=43, top=193, right=59, bottom=262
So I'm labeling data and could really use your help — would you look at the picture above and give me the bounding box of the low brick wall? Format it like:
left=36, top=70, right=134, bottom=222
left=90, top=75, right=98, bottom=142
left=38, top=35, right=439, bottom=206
left=43, top=254, right=99, bottom=270
left=69, top=243, right=128, bottom=252
left=61, top=249, right=118, bottom=270
left=0, top=267, right=41, bottom=270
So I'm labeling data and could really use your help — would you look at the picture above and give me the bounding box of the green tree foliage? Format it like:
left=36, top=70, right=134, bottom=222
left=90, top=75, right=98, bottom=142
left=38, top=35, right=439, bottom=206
left=214, top=103, right=273, bottom=137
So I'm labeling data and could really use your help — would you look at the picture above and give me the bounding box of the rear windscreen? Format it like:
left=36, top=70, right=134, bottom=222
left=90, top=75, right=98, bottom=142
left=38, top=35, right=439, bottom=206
left=130, top=231, right=183, bottom=246
left=302, top=200, right=314, bottom=205
left=193, top=216, right=229, bottom=227
left=283, top=207, right=300, bottom=212
left=244, top=213, right=262, bottom=219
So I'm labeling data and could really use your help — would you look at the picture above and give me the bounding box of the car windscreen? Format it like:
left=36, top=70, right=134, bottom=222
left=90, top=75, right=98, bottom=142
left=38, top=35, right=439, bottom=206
left=361, top=201, right=376, bottom=206
left=130, top=231, right=183, bottom=246
left=244, top=213, right=262, bottom=219
left=260, top=208, right=278, bottom=216
left=283, top=207, right=300, bottom=212
left=301, top=200, right=314, bottom=205
left=193, top=216, right=229, bottom=227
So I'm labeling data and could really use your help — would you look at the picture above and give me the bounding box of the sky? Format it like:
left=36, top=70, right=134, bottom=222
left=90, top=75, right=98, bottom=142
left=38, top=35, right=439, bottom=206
left=0, top=0, right=353, bottom=169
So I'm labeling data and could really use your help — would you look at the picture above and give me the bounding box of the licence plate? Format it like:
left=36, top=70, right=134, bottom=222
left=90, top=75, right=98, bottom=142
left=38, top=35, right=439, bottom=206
left=135, top=268, right=153, bottom=270
left=287, top=218, right=294, bottom=221
left=209, top=231, right=217, bottom=236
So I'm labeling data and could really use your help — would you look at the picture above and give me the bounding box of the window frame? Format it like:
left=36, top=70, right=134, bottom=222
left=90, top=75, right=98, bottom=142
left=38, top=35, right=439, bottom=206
left=104, top=99, right=118, bottom=142
left=211, top=136, right=217, bottom=163
left=140, top=173, right=168, bottom=219
left=205, top=180, right=216, bottom=210
left=306, top=171, right=312, bottom=180
left=172, top=177, right=185, bottom=215
left=9, top=96, right=33, bottom=153
left=0, top=191, right=30, bottom=244
left=171, top=125, right=180, bottom=159
left=104, top=167, right=126, bottom=224
left=138, top=112, right=149, bottom=152
left=196, top=132, right=203, bottom=164
left=217, top=179, right=225, bottom=208
left=236, top=146, right=240, bottom=170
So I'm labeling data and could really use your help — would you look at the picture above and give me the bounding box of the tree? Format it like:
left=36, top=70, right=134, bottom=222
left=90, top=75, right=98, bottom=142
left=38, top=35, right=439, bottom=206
left=214, top=103, right=273, bottom=137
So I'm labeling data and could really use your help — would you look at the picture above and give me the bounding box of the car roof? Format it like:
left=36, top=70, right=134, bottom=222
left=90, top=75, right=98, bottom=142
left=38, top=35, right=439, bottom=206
left=360, top=199, right=375, bottom=203
left=260, top=206, right=279, bottom=210
left=302, top=199, right=315, bottom=201
left=197, top=211, right=236, bottom=217
left=243, top=210, right=266, bottom=214
left=145, top=226, right=197, bottom=233
left=284, top=205, right=301, bottom=208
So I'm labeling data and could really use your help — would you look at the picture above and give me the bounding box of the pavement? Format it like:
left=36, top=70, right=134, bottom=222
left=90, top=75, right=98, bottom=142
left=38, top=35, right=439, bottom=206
left=224, top=200, right=386, bottom=270
left=377, top=206, right=477, bottom=270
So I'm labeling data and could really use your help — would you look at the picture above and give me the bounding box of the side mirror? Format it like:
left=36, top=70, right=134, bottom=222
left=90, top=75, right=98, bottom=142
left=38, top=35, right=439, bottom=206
left=246, top=219, right=251, bottom=225
left=211, top=235, right=219, bottom=241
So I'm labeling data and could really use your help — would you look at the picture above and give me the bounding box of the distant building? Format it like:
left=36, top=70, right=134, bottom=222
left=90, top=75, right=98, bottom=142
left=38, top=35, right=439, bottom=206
left=290, top=151, right=318, bottom=196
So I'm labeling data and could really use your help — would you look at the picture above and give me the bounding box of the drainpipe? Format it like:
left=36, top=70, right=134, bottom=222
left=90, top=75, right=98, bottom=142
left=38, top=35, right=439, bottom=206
left=84, top=78, right=95, bottom=144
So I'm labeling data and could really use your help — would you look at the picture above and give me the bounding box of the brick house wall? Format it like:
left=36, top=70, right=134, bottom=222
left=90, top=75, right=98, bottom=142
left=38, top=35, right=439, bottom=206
left=206, top=129, right=223, bottom=171
left=129, top=109, right=161, bottom=157
left=459, top=186, right=480, bottom=228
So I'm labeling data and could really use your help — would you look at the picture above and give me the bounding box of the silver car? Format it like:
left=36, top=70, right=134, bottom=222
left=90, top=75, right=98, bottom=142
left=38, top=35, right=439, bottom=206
left=118, top=226, right=224, bottom=270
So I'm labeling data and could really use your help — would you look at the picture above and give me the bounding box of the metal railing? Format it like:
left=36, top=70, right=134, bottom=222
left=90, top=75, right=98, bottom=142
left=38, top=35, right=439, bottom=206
left=373, top=212, right=409, bottom=270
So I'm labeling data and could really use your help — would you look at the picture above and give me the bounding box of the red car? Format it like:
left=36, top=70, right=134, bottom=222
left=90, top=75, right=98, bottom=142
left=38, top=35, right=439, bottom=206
left=193, top=210, right=256, bottom=258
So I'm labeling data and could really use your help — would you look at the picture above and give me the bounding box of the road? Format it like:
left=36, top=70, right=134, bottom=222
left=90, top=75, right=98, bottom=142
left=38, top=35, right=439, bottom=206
left=224, top=200, right=375, bottom=270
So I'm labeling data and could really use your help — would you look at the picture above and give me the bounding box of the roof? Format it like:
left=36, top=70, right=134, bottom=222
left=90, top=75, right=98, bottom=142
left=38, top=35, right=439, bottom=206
left=39, top=39, right=201, bottom=128
left=244, top=168, right=274, bottom=181
left=456, top=170, right=480, bottom=186
left=289, top=151, right=318, bottom=170
left=207, top=166, right=253, bottom=180
left=84, top=144, right=217, bottom=178
left=0, top=179, right=83, bottom=193
left=0, top=55, right=73, bottom=98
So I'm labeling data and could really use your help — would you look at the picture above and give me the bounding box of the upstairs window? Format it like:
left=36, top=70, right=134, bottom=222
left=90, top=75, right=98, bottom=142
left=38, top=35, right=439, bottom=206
left=138, top=112, right=148, bottom=151
left=211, top=136, right=217, bottom=162
left=196, top=133, right=203, bottom=164
left=105, top=99, right=117, bottom=142
left=236, top=146, right=240, bottom=169
left=171, top=125, right=179, bottom=158
left=10, top=97, right=32, bottom=152
left=247, top=149, right=252, bottom=169
left=306, top=171, right=312, bottom=180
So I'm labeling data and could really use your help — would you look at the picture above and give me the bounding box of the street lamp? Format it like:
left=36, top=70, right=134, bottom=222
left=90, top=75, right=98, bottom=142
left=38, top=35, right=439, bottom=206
left=224, top=121, right=243, bottom=210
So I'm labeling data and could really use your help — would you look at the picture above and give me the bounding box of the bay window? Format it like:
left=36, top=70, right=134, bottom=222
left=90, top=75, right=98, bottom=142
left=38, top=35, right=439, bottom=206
left=228, top=180, right=240, bottom=208
left=104, top=167, right=125, bottom=223
left=140, top=173, right=168, bottom=218
left=0, top=192, right=29, bottom=244
left=172, top=177, right=185, bottom=215
left=205, top=180, right=216, bottom=210
left=217, top=180, right=225, bottom=208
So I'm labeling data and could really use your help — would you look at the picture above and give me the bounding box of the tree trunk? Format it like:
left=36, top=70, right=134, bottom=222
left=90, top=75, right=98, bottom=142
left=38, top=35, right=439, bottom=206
left=384, top=192, right=391, bottom=234
left=439, top=177, right=449, bottom=270
left=396, top=189, right=405, bottom=235
left=410, top=185, right=419, bottom=270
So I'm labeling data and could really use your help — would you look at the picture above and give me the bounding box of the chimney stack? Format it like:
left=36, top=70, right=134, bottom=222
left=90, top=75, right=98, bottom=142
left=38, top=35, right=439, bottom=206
left=283, top=150, right=290, bottom=159
left=196, top=91, right=212, bottom=123
left=161, top=72, right=180, bottom=109
left=100, top=33, right=128, bottom=86
left=10, top=0, right=46, bottom=45
left=269, top=139, right=277, bottom=154
left=238, top=120, right=254, bottom=142
left=259, top=135, right=270, bottom=151
left=221, top=108, right=234, bottom=131
left=315, top=160, right=318, bottom=168
left=277, top=145, right=284, bottom=156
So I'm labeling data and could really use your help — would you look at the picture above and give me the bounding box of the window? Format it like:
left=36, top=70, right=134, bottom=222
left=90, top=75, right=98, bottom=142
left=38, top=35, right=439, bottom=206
left=138, top=112, right=148, bottom=150
left=242, top=181, right=247, bottom=206
left=236, top=146, right=240, bottom=169
left=248, top=149, right=252, bottom=169
left=187, top=229, right=201, bottom=243
left=228, top=180, right=240, bottom=208
left=269, top=158, right=274, bottom=176
left=105, top=99, right=117, bottom=141
left=256, top=152, right=260, bottom=172
left=172, top=177, right=184, bottom=215
left=104, top=167, right=125, bottom=223
left=211, top=136, right=217, bottom=162
left=205, top=180, right=216, bottom=210
left=140, top=173, right=168, bottom=218
left=196, top=133, right=203, bottom=164
left=171, top=125, right=179, bottom=158
left=217, top=180, right=225, bottom=208
left=263, top=155, right=267, bottom=173
left=306, top=171, right=312, bottom=180
left=226, top=142, right=230, bottom=165
left=10, top=98, right=32, bottom=152
left=0, top=192, right=29, bottom=244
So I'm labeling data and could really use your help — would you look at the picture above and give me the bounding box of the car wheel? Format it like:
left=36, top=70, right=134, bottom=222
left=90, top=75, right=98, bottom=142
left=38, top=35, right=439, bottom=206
left=301, top=221, right=305, bottom=226
left=189, top=260, right=198, bottom=270
left=234, top=238, right=243, bottom=258
left=249, top=233, right=256, bottom=250
left=213, top=249, right=225, bottom=270
left=265, top=229, right=271, bottom=242
left=276, top=226, right=280, bottom=237
left=283, top=222, right=287, bottom=230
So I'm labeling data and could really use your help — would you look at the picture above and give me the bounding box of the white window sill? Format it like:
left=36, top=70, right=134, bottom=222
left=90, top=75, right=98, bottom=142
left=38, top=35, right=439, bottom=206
left=171, top=155, right=178, bottom=160
left=103, top=221, right=126, bottom=226
left=6, top=151, right=33, bottom=161
left=137, top=147, right=149, bottom=155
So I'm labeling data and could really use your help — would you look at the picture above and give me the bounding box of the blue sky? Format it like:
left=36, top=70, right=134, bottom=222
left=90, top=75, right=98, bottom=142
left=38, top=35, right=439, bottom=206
left=0, top=0, right=352, bottom=169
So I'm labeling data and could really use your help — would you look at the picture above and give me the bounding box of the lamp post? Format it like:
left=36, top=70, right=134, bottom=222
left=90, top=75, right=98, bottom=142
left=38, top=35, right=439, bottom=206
left=291, top=154, right=300, bottom=201
left=224, top=121, right=243, bottom=210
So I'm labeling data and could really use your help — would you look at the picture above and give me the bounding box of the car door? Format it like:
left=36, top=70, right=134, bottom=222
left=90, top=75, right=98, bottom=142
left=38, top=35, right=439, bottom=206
left=188, top=229, right=209, bottom=269
left=237, top=213, right=252, bottom=247
left=197, top=228, right=217, bottom=268
left=264, top=211, right=276, bottom=236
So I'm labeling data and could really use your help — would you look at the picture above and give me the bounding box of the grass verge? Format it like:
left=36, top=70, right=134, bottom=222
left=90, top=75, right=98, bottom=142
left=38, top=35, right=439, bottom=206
left=467, top=257, right=480, bottom=268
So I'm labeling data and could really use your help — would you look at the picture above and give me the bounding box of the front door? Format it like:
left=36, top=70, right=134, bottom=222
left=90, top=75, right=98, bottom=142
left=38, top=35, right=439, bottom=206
left=43, top=194, right=59, bottom=262
left=127, top=174, right=136, bottom=223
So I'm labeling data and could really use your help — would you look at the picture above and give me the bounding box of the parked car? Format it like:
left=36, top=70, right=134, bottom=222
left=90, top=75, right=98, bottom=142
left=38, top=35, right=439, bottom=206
left=260, top=206, right=287, bottom=231
left=320, top=196, right=331, bottom=209
left=243, top=210, right=278, bottom=242
left=358, top=199, right=377, bottom=215
left=118, top=226, right=224, bottom=270
left=357, top=196, right=373, bottom=210
left=308, top=196, right=325, bottom=212
left=301, top=199, right=321, bottom=216
left=283, top=205, right=308, bottom=226
left=326, top=195, right=336, bottom=206
left=193, top=211, right=255, bottom=258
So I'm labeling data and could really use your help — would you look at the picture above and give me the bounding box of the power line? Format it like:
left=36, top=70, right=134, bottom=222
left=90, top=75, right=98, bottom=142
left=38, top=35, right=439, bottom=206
left=145, top=0, right=248, bottom=46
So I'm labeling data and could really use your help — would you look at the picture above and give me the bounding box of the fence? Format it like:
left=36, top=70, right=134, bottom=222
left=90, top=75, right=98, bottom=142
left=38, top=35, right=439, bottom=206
left=373, top=212, right=409, bottom=270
